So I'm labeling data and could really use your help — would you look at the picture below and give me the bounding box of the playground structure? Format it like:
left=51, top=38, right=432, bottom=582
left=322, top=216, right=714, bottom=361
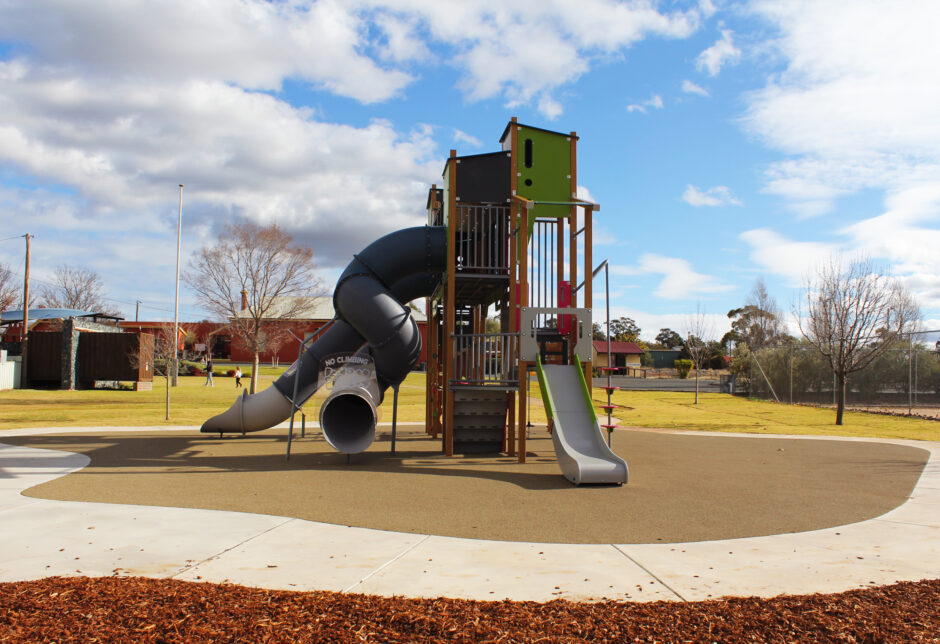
left=201, top=118, right=627, bottom=485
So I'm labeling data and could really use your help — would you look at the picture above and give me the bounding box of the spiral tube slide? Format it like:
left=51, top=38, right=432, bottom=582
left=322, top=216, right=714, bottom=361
left=200, top=226, right=446, bottom=453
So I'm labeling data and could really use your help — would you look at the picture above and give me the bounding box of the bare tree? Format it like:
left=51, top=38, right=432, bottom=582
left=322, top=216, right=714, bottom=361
left=798, top=256, right=919, bottom=425
left=184, top=222, right=321, bottom=393
left=685, top=303, right=714, bottom=404
left=0, top=262, right=20, bottom=312
left=39, top=265, right=114, bottom=313
left=127, top=324, right=177, bottom=420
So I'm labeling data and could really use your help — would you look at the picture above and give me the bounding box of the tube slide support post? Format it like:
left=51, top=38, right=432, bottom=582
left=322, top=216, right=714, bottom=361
left=391, top=383, right=400, bottom=455
left=286, top=331, right=306, bottom=460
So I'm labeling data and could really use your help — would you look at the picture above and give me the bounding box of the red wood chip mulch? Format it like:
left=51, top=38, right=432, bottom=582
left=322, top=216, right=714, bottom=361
left=1, top=576, right=938, bottom=642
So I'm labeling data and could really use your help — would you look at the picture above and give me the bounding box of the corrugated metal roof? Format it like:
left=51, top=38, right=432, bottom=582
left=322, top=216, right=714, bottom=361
left=0, top=308, right=110, bottom=323
left=234, top=296, right=427, bottom=322
left=592, top=340, right=644, bottom=354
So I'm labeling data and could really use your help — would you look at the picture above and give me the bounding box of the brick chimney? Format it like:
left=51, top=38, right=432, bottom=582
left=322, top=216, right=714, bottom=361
left=240, top=289, right=248, bottom=311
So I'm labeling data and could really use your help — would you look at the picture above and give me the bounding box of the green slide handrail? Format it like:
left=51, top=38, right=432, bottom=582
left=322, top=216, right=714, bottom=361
left=575, top=356, right=598, bottom=424
left=535, top=355, right=555, bottom=421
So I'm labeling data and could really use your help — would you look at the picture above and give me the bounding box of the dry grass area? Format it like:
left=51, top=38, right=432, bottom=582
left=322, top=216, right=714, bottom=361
left=1, top=576, right=938, bottom=642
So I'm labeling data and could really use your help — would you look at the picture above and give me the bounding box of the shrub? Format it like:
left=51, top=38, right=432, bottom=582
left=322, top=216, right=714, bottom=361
left=674, top=359, right=693, bottom=379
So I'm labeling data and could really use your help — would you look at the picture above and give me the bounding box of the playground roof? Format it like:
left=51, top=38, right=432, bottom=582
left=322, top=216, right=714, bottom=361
left=499, top=120, right=579, bottom=144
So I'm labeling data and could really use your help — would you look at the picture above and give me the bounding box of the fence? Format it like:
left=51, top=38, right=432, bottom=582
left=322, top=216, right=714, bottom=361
left=739, top=332, right=940, bottom=413
left=454, top=204, right=510, bottom=274
left=452, top=332, right=519, bottom=386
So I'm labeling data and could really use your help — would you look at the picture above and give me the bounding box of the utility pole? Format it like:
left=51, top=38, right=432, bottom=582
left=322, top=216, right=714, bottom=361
left=135, top=300, right=142, bottom=322
left=21, top=233, right=31, bottom=388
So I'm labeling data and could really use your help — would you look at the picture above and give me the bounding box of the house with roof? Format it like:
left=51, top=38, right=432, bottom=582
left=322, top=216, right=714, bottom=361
left=592, top=340, right=645, bottom=375
left=125, top=295, right=429, bottom=366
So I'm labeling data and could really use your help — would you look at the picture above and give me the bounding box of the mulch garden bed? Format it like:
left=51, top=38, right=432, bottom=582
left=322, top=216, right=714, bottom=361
left=1, top=576, right=937, bottom=642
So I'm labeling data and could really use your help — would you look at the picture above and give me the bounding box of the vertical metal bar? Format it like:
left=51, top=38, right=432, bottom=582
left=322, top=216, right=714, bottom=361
left=909, top=333, right=913, bottom=416
left=391, top=384, right=399, bottom=454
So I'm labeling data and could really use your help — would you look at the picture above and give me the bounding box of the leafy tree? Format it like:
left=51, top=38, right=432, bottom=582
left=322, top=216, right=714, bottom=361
left=674, top=359, right=692, bottom=379
left=592, top=322, right=606, bottom=341
left=723, top=278, right=783, bottom=350
left=609, top=317, right=640, bottom=342
left=655, top=328, right=683, bottom=348
left=184, top=222, right=321, bottom=394
left=798, top=256, right=919, bottom=425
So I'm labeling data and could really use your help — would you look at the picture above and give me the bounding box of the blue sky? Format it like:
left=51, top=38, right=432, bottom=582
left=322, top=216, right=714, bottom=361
left=0, top=0, right=938, bottom=341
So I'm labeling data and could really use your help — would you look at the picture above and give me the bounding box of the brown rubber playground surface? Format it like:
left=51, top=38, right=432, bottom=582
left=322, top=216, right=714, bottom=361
left=4, top=426, right=929, bottom=544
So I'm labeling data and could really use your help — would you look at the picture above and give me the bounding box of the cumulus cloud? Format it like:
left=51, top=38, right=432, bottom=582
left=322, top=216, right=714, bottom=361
left=738, top=228, right=835, bottom=285
left=744, top=0, right=940, bottom=213
left=682, top=185, right=741, bottom=207
left=626, top=94, right=664, bottom=114
left=612, top=254, right=733, bottom=300
left=739, top=0, right=940, bottom=315
left=0, top=0, right=414, bottom=103
left=696, top=29, right=740, bottom=76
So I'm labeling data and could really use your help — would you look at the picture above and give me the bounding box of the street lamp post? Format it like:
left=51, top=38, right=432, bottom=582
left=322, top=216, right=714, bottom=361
left=172, top=184, right=183, bottom=388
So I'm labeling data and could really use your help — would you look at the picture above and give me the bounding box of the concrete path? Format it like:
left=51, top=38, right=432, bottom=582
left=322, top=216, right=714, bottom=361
left=1, top=428, right=937, bottom=602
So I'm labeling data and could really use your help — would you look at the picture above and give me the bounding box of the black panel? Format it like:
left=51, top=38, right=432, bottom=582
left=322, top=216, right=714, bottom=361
left=455, top=152, right=510, bottom=204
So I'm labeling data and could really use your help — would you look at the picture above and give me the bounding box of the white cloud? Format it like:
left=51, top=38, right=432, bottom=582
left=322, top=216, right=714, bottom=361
left=839, top=185, right=940, bottom=310
left=626, top=94, right=664, bottom=114
left=681, top=79, right=709, bottom=96
left=696, top=29, right=740, bottom=76
left=738, top=228, right=835, bottom=285
left=453, top=128, right=482, bottom=148
left=0, top=62, right=441, bottom=273
left=744, top=0, right=940, bottom=214
left=0, top=0, right=414, bottom=103
left=612, top=254, right=733, bottom=300
left=682, top=185, right=741, bottom=207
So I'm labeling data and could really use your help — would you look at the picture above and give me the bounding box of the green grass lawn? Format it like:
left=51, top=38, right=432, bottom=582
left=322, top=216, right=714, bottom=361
left=1, top=372, right=937, bottom=441
left=605, top=390, right=940, bottom=442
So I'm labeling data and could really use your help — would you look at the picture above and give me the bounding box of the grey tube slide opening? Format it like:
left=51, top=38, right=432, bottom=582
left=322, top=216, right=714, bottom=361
left=319, top=388, right=377, bottom=454
left=200, top=225, right=446, bottom=452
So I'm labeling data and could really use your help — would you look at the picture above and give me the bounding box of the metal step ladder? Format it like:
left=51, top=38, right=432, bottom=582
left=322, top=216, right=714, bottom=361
left=452, top=388, right=507, bottom=453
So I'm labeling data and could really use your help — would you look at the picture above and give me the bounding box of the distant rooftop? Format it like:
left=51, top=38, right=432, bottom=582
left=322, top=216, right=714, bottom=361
left=0, top=308, right=123, bottom=324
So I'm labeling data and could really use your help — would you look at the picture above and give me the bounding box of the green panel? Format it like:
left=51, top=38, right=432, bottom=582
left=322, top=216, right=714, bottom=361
left=535, top=355, right=555, bottom=422
left=442, top=162, right=452, bottom=228
left=516, top=126, right=572, bottom=221
left=575, top=357, right=598, bottom=424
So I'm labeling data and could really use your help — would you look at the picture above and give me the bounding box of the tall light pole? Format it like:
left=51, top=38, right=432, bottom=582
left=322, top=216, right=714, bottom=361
left=21, top=233, right=31, bottom=388
left=172, top=184, right=183, bottom=387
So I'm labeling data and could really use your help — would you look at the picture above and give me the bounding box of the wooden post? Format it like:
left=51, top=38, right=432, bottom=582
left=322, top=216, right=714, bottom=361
left=568, top=132, right=578, bottom=365
left=518, top=361, right=528, bottom=462
left=508, top=118, right=520, bottom=458
left=444, top=150, right=457, bottom=456
left=517, top=201, right=529, bottom=464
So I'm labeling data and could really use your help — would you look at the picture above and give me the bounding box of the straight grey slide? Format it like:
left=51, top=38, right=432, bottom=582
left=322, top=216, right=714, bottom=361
left=539, top=363, right=629, bottom=485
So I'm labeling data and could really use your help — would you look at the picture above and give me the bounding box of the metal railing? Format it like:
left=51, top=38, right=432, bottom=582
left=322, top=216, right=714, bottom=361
left=452, top=332, right=519, bottom=385
left=455, top=204, right=510, bottom=274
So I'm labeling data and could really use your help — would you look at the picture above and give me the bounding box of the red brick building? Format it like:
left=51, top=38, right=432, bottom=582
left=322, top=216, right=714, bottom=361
left=120, top=296, right=429, bottom=366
